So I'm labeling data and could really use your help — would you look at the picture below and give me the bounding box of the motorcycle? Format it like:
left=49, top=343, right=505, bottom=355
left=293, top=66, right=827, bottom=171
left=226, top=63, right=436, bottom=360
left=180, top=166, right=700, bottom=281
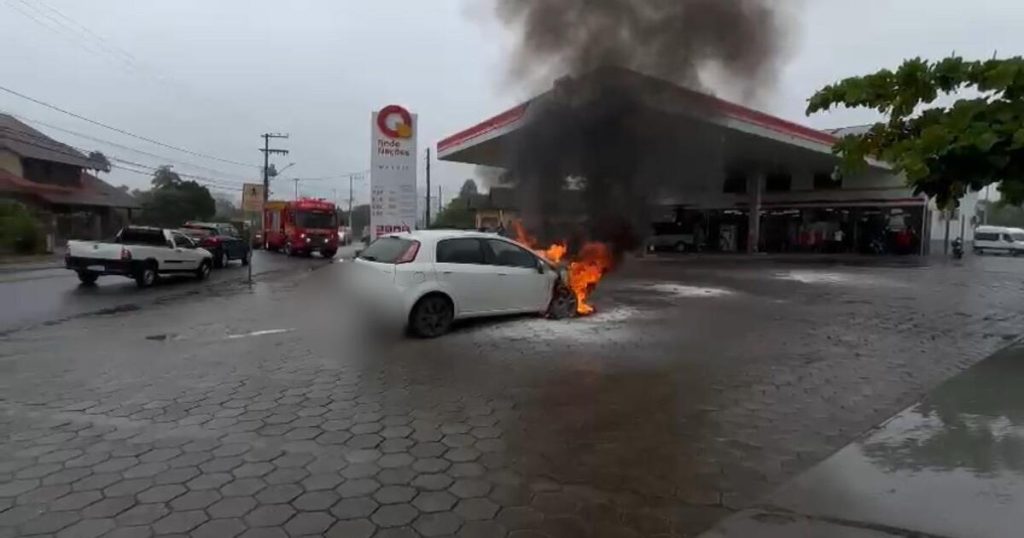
left=952, top=238, right=964, bottom=260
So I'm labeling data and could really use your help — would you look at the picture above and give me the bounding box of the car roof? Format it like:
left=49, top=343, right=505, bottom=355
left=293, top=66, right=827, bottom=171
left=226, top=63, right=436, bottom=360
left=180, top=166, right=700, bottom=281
left=385, top=229, right=511, bottom=242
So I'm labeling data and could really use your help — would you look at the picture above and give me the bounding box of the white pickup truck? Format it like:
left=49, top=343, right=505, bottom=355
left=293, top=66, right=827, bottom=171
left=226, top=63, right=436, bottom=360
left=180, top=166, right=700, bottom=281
left=66, top=226, right=213, bottom=287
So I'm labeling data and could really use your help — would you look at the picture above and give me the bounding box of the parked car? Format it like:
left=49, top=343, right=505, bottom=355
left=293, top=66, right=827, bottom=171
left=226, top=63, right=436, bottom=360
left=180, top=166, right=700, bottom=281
left=350, top=230, right=576, bottom=338
left=645, top=222, right=696, bottom=252
left=66, top=226, right=213, bottom=287
left=181, top=222, right=252, bottom=268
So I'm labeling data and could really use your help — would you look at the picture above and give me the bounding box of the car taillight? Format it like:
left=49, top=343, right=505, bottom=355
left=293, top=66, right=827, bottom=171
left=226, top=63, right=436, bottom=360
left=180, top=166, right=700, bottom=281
left=395, top=241, right=420, bottom=264
left=203, top=237, right=220, bottom=247
left=120, top=247, right=132, bottom=261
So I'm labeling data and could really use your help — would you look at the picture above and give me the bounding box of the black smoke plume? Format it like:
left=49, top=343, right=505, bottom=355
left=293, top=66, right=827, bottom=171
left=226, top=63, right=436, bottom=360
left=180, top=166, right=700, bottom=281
left=492, top=0, right=794, bottom=254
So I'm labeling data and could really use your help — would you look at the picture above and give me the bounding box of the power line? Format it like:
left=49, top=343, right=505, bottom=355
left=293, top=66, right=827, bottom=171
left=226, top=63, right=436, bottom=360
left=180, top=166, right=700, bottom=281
left=0, top=84, right=258, bottom=168
left=0, top=128, right=246, bottom=191
left=23, top=0, right=137, bottom=67
left=4, top=113, right=253, bottom=182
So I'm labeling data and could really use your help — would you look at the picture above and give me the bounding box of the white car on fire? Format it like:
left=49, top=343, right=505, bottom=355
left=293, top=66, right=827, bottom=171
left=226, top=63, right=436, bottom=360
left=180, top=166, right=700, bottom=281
left=350, top=230, right=577, bottom=337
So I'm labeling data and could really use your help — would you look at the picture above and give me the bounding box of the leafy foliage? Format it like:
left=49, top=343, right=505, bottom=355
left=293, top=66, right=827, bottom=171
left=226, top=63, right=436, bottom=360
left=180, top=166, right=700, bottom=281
left=0, top=200, right=42, bottom=254
left=135, top=166, right=216, bottom=227
left=807, top=56, right=1024, bottom=207
left=87, top=151, right=111, bottom=173
left=433, top=197, right=475, bottom=229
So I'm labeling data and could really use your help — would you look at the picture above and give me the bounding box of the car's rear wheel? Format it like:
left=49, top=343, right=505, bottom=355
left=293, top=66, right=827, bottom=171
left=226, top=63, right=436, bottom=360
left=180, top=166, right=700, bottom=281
left=195, top=260, right=212, bottom=280
left=77, top=271, right=99, bottom=285
left=217, top=250, right=229, bottom=268
left=410, top=295, right=454, bottom=338
left=135, top=263, right=158, bottom=288
left=547, top=282, right=578, bottom=319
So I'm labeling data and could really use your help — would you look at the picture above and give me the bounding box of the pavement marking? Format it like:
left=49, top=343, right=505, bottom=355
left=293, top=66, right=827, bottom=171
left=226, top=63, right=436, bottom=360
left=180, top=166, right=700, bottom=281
left=225, top=329, right=295, bottom=340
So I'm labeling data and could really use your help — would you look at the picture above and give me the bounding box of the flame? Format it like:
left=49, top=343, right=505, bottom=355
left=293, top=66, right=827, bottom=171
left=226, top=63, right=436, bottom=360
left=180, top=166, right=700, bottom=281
left=513, top=221, right=611, bottom=315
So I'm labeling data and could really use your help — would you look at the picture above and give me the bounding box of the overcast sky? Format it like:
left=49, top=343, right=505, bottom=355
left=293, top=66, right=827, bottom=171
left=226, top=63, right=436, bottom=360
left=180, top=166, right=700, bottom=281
left=1, top=0, right=1022, bottom=208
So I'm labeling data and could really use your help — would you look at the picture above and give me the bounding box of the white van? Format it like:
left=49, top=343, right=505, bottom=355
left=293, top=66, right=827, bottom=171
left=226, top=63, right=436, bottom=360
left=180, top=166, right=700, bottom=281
left=973, top=226, right=1024, bottom=255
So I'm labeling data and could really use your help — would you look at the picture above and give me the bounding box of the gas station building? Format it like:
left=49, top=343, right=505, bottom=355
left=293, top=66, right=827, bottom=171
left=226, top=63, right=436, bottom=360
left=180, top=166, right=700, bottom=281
left=437, top=68, right=956, bottom=255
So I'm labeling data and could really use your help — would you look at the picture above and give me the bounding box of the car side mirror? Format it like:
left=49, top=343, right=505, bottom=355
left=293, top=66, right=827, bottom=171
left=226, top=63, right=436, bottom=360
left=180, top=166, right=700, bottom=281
left=536, top=260, right=546, bottom=274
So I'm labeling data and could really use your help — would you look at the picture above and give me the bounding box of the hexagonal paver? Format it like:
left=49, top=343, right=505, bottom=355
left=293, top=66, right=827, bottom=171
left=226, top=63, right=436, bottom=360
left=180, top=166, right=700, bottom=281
left=245, top=504, right=296, bottom=527
left=152, top=466, right=200, bottom=485
left=139, top=448, right=180, bottom=463
left=103, top=478, right=152, bottom=497
left=413, top=458, right=450, bottom=474
left=345, top=450, right=381, bottom=464
left=208, top=496, right=258, bottom=519
left=347, top=434, right=383, bottom=449
left=170, top=489, right=221, bottom=510
left=93, top=457, right=138, bottom=473
left=445, top=448, right=481, bottom=463
left=221, top=478, right=266, bottom=497
left=17, top=483, right=70, bottom=504
left=371, top=503, right=418, bottom=527
left=377, top=453, right=414, bottom=469
left=413, top=473, right=454, bottom=491
left=413, top=491, right=458, bottom=513
left=81, top=496, right=136, bottom=519
left=293, top=490, right=340, bottom=511
left=72, top=472, right=121, bottom=491
left=459, top=520, right=509, bottom=538
left=301, top=472, right=344, bottom=491
left=325, top=518, right=376, bottom=538
left=264, top=467, right=309, bottom=486
left=379, top=438, right=416, bottom=454
left=449, top=463, right=486, bottom=478
left=56, top=517, right=115, bottom=538
left=200, top=457, right=244, bottom=473
left=496, top=506, right=544, bottom=530
left=410, top=443, right=447, bottom=459
left=191, top=517, right=246, bottom=538
left=255, top=484, right=302, bottom=504
left=380, top=426, right=413, bottom=439
left=376, top=528, right=421, bottom=538
left=105, top=526, right=153, bottom=538
left=285, top=512, right=336, bottom=536
left=232, top=462, right=274, bottom=478
left=455, top=498, right=500, bottom=521
left=51, top=490, right=102, bottom=511
left=152, top=509, right=209, bottom=534
left=341, top=463, right=379, bottom=479
left=373, top=485, right=416, bottom=504
left=137, top=484, right=186, bottom=503
left=20, top=511, right=81, bottom=534
left=330, top=496, right=378, bottom=520
left=168, top=451, right=212, bottom=468
left=336, top=478, right=380, bottom=498
left=116, top=503, right=169, bottom=526
left=187, top=472, right=232, bottom=491
left=450, top=479, right=492, bottom=499
left=122, top=462, right=168, bottom=479
left=414, top=512, right=465, bottom=537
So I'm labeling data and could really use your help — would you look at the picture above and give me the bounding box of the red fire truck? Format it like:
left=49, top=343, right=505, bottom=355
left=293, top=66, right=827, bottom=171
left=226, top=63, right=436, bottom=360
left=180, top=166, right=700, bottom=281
left=263, top=199, right=339, bottom=258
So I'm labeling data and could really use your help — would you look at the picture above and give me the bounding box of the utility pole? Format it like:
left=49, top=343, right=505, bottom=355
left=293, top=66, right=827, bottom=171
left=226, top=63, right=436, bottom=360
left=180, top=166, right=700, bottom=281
left=260, top=133, right=290, bottom=203
left=293, top=178, right=301, bottom=200
left=425, top=148, right=432, bottom=228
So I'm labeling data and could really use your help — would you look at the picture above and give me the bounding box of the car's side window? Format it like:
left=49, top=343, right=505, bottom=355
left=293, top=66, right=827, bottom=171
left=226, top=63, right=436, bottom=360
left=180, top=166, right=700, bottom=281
left=436, top=239, right=485, bottom=265
left=172, top=232, right=195, bottom=249
left=485, top=239, right=538, bottom=269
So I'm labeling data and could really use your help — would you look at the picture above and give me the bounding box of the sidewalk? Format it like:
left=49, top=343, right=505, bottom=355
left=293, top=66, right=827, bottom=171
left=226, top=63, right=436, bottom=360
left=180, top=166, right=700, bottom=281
left=0, top=251, right=63, bottom=273
left=700, top=342, right=1024, bottom=538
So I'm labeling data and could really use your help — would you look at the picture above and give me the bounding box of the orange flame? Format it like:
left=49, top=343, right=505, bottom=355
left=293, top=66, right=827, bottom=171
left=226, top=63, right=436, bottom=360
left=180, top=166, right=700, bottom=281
left=513, top=221, right=611, bottom=315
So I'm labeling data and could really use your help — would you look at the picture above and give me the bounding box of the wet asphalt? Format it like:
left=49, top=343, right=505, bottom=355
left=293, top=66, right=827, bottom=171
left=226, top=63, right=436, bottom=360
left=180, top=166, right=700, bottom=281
left=0, top=253, right=1023, bottom=537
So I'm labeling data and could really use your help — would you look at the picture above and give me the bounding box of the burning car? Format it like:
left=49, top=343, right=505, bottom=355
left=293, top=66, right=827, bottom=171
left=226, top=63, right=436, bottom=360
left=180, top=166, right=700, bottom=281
left=349, top=230, right=606, bottom=338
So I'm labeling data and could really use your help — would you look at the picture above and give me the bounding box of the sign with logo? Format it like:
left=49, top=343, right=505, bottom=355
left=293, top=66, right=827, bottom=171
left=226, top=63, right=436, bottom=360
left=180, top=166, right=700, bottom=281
left=370, top=105, right=417, bottom=240
left=241, top=183, right=265, bottom=212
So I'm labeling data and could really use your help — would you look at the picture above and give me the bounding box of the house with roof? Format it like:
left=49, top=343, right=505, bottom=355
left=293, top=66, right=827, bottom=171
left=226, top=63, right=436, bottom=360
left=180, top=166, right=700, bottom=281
left=0, top=114, right=139, bottom=248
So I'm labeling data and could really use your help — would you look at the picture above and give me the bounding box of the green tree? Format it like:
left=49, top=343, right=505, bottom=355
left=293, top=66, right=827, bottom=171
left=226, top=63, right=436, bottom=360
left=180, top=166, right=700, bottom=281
left=135, top=166, right=216, bottom=227
left=432, top=197, right=475, bottom=229
left=459, top=179, right=479, bottom=197
left=87, top=151, right=111, bottom=173
left=807, top=56, right=1024, bottom=207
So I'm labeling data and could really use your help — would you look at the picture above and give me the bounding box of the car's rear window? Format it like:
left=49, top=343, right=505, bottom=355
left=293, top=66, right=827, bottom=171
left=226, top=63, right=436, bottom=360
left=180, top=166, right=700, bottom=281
left=976, top=232, right=1000, bottom=241
left=116, top=229, right=167, bottom=246
left=359, top=237, right=415, bottom=263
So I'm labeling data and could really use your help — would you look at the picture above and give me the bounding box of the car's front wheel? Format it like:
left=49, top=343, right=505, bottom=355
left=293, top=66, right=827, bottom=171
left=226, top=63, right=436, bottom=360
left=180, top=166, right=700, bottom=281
left=195, top=260, right=212, bottom=280
left=77, top=271, right=99, bottom=285
left=546, top=282, right=578, bottom=319
left=409, top=295, right=454, bottom=338
left=218, top=250, right=229, bottom=268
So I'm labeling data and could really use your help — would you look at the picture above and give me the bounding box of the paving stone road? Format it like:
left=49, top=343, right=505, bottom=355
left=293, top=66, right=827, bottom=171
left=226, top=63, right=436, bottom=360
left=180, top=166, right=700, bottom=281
left=1, top=254, right=1023, bottom=537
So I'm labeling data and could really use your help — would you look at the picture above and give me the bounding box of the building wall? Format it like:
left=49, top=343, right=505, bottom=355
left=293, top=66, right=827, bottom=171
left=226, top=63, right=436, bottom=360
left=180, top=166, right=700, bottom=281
left=929, top=191, right=979, bottom=248
left=0, top=149, right=23, bottom=177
